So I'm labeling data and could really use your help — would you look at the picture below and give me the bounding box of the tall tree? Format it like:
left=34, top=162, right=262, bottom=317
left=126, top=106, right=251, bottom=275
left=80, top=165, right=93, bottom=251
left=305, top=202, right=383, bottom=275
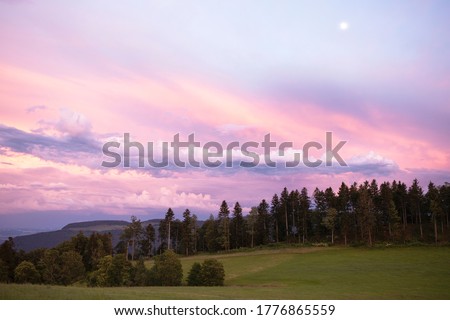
left=357, top=186, right=376, bottom=246
left=393, top=181, right=408, bottom=235
left=191, top=214, right=199, bottom=254
left=218, top=200, right=231, bottom=251
left=256, top=199, right=270, bottom=245
left=164, top=208, right=175, bottom=250
left=409, top=179, right=424, bottom=239
left=439, top=184, right=450, bottom=231
left=231, top=202, right=245, bottom=249
left=270, top=194, right=281, bottom=242
left=322, top=207, right=338, bottom=244
left=299, top=188, right=310, bottom=244
left=313, top=187, right=328, bottom=240
left=0, top=237, right=17, bottom=283
left=280, top=187, right=290, bottom=241
left=181, top=209, right=193, bottom=255
left=427, top=182, right=443, bottom=244
left=349, top=182, right=360, bottom=242
left=337, top=183, right=351, bottom=245
left=380, top=182, right=400, bottom=241
left=84, top=232, right=111, bottom=271
left=204, top=214, right=218, bottom=252
left=158, top=219, right=168, bottom=253
left=121, top=216, right=143, bottom=260
left=247, top=207, right=258, bottom=248
left=290, top=190, right=300, bottom=240
left=139, top=223, right=155, bottom=257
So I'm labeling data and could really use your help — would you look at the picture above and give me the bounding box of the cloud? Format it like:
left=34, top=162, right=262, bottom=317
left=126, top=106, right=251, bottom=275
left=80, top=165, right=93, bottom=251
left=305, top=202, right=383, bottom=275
left=0, top=124, right=100, bottom=164
left=346, top=151, right=399, bottom=175
left=124, top=186, right=215, bottom=211
left=34, top=108, right=93, bottom=137
left=26, top=105, right=47, bottom=113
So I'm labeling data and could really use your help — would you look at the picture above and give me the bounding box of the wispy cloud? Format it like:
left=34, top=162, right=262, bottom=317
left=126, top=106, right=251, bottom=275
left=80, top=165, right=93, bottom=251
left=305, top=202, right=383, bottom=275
left=26, top=105, right=47, bottom=113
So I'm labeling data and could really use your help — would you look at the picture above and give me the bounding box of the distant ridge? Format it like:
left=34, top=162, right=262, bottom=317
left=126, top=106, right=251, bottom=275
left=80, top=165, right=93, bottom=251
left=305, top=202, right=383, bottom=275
left=62, top=220, right=129, bottom=230
left=14, top=219, right=163, bottom=252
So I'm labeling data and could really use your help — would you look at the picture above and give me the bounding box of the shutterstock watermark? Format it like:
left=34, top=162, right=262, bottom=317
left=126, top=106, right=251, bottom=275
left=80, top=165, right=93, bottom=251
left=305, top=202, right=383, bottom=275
left=101, top=132, right=347, bottom=168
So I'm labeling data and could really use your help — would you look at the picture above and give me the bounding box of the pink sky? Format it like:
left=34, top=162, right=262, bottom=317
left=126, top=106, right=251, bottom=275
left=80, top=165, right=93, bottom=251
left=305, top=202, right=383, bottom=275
left=1, top=1, right=449, bottom=227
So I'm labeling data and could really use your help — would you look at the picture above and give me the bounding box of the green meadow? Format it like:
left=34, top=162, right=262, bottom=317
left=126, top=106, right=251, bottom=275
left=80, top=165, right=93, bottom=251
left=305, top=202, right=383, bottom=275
left=1, top=246, right=449, bottom=299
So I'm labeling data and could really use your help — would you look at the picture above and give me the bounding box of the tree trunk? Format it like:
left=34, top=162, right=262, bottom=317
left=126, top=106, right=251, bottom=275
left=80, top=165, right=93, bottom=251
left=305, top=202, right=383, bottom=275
left=402, top=204, right=407, bottom=231
left=331, top=228, right=334, bottom=244
left=344, top=232, right=347, bottom=246
left=275, top=221, right=279, bottom=243
left=446, top=210, right=449, bottom=230
left=302, top=216, right=306, bottom=244
left=434, top=218, right=438, bottom=245
left=368, top=228, right=372, bottom=247
left=360, top=223, right=364, bottom=240
left=285, top=206, right=289, bottom=242
left=388, top=222, right=392, bottom=240
left=251, top=225, right=254, bottom=248
left=418, top=207, right=423, bottom=239
left=168, top=221, right=171, bottom=250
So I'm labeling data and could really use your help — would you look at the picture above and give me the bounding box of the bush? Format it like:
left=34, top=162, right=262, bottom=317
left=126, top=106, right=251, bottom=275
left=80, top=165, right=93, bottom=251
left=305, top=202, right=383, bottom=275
left=150, top=250, right=183, bottom=286
left=133, top=258, right=148, bottom=286
left=87, top=255, right=112, bottom=287
left=146, top=265, right=160, bottom=286
left=187, top=262, right=203, bottom=286
left=200, top=259, right=225, bottom=286
left=106, top=254, right=133, bottom=286
left=60, top=251, right=85, bottom=285
left=0, top=259, right=9, bottom=283
left=14, top=261, right=40, bottom=284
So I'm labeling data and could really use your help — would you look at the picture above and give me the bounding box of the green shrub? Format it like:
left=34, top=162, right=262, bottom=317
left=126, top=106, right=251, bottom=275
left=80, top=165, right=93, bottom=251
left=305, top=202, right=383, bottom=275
left=150, top=250, right=182, bottom=286
left=133, top=258, right=148, bottom=286
left=200, top=259, right=225, bottom=286
left=187, top=262, right=203, bottom=286
left=14, top=261, right=40, bottom=284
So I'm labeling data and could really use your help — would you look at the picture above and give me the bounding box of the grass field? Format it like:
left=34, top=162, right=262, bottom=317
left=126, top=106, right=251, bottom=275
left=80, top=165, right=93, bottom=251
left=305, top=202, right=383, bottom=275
left=1, top=246, right=449, bottom=299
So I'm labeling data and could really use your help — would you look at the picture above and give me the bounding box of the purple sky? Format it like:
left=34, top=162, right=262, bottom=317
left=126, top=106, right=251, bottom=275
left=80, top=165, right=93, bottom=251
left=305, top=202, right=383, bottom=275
left=1, top=1, right=449, bottom=228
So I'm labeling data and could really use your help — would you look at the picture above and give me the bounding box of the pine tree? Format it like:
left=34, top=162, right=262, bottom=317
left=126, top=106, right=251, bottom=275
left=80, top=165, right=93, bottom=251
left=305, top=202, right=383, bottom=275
left=218, top=200, right=231, bottom=251
left=204, top=214, right=218, bottom=252
left=280, top=187, right=290, bottom=241
left=121, top=216, right=143, bottom=260
left=337, top=182, right=351, bottom=245
left=427, top=182, right=443, bottom=244
left=322, top=207, right=338, bottom=244
left=182, top=209, right=193, bottom=255
left=409, top=179, right=424, bottom=239
left=164, top=208, right=175, bottom=250
left=380, top=182, right=400, bottom=241
left=247, top=207, right=258, bottom=248
left=357, top=186, right=376, bottom=246
left=299, top=187, right=310, bottom=244
left=231, top=202, right=245, bottom=249
left=270, top=194, right=281, bottom=242
left=256, top=199, right=270, bottom=245
left=139, top=223, right=155, bottom=257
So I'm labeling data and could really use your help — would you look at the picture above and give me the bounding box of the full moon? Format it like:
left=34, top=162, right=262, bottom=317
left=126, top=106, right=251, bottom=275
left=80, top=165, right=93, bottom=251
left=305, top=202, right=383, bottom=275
left=339, top=21, right=349, bottom=30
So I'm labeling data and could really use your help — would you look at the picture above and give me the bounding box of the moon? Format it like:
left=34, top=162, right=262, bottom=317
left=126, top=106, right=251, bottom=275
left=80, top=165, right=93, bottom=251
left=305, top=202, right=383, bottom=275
left=339, top=21, right=349, bottom=31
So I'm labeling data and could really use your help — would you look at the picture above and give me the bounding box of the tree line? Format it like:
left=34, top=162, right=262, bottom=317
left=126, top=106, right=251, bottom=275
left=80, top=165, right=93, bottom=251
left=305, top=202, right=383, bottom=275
left=0, top=231, right=224, bottom=287
left=154, top=179, right=449, bottom=254
left=1, top=178, right=449, bottom=286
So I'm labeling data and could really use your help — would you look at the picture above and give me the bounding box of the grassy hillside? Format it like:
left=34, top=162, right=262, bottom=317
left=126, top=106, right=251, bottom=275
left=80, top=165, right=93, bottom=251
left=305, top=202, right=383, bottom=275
left=1, top=246, right=449, bottom=299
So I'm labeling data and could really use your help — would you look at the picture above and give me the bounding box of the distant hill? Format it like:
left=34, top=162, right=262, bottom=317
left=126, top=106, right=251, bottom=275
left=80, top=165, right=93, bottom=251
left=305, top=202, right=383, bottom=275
left=62, top=220, right=129, bottom=231
left=14, top=219, right=163, bottom=252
